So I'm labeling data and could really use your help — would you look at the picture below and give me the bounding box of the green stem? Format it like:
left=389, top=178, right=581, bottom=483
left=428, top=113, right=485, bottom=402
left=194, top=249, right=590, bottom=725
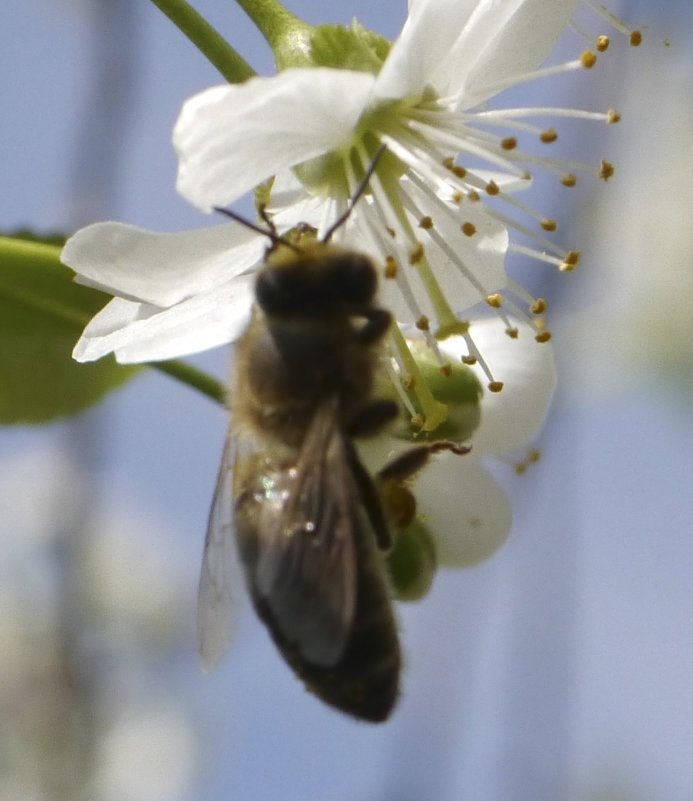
left=377, top=170, right=465, bottom=340
left=151, top=359, right=227, bottom=406
left=148, top=0, right=255, bottom=83
left=232, top=0, right=314, bottom=68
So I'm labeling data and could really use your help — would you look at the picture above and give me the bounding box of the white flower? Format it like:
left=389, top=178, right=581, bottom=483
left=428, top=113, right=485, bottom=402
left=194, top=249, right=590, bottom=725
left=172, top=0, right=622, bottom=385
left=62, top=0, right=631, bottom=381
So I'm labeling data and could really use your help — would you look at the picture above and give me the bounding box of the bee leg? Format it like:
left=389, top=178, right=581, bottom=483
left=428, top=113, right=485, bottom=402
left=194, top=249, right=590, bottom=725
left=378, top=441, right=471, bottom=484
left=346, top=400, right=399, bottom=439
left=356, top=308, right=391, bottom=345
left=375, top=442, right=471, bottom=533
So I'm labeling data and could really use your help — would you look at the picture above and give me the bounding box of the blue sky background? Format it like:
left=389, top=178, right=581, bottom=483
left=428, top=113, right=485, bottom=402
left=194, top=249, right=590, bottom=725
left=2, top=2, right=693, bottom=800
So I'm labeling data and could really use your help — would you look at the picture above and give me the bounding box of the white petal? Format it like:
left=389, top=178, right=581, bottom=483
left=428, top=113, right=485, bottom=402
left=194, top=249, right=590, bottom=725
left=375, top=0, right=479, bottom=99
left=265, top=169, right=312, bottom=212
left=174, top=69, right=375, bottom=211
left=439, top=319, right=556, bottom=454
left=62, top=222, right=263, bottom=306
left=437, top=0, right=581, bottom=106
left=415, top=453, right=512, bottom=567
left=73, top=275, right=255, bottom=364
left=269, top=186, right=332, bottom=231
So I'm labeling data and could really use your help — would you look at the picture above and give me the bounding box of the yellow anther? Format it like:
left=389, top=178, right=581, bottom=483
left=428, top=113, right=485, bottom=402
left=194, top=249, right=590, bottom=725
left=439, top=364, right=452, bottom=377
left=461, top=222, right=477, bottom=237
left=467, top=190, right=481, bottom=202
left=488, top=381, right=504, bottom=393
left=535, top=330, right=552, bottom=343
left=540, top=128, right=558, bottom=144
left=419, top=216, right=434, bottom=230
left=384, top=255, right=398, bottom=278
left=410, top=413, right=425, bottom=430
left=501, top=137, right=518, bottom=151
left=541, top=219, right=557, bottom=232
left=485, top=180, right=500, bottom=196
left=599, top=160, right=615, bottom=181
left=596, top=35, right=610, bottom=52
left=607, top=109, right=621, bottom=124
left=444, top=157, right=467, bottom=178
left=562, top=173, right=577, bottom=187
left=409, top=243, right=425, bottom=264
left=515, top=449, right=541, bottom=475
left=581, top=50, right=597, bottom=69
left=416, top=315, right=430, bottom=331
left=486, top=293, right=503, bottom=308
left=630, top=30, right=642, bottom=46
left=462, top=355, right=477, bottom=366
left=531, top=298, right=548, bottom=315
left=560, top=250, right=581, bottom=272
left=505, top=327, right=519, bottom=339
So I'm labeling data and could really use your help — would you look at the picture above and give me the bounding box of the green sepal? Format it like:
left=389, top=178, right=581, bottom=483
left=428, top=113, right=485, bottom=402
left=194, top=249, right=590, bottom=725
left=310, top=21, right=391, bottom=74
left=0, top=234, right=140, bottom=424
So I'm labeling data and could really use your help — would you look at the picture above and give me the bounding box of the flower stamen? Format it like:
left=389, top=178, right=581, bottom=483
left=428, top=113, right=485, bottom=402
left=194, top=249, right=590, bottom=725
left=473, top=106, right=618, bottom=125
left=475, top=56, right=596, bottom=99
left=389, top=324, right=448, bottom=431
left=581, top=0, right=643, bottom=44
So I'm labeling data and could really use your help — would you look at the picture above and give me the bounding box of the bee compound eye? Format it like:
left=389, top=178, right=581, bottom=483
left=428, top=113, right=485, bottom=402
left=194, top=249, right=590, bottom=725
left=255, top=265, right=303, bottom=316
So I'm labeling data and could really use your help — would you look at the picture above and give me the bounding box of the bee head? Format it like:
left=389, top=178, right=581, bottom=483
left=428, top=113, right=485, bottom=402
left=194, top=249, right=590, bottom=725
left=256, top=245, right=378, bottom=319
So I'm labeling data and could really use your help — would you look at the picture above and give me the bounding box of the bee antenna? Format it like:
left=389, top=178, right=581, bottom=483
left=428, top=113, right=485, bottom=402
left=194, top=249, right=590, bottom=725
left=213, top=206, right=301, bottom=253
left=257, top=203, right=278, bottom=237
left=322, top=144, right=387, bottom=243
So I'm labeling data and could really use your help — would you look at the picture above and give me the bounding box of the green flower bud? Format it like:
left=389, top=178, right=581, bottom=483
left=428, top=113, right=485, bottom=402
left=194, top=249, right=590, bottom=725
left=378, top=337, right=483, bottom=442
left=386, top=518, right=437, bottom=602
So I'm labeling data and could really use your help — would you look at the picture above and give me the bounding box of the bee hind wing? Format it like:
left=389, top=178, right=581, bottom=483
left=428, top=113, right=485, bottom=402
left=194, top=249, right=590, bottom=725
left=197, top=431, right=242, bottom=673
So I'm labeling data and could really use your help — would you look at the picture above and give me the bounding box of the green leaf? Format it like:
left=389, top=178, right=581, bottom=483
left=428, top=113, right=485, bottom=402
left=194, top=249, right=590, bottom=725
left=0, top=234, right=140, bottom=424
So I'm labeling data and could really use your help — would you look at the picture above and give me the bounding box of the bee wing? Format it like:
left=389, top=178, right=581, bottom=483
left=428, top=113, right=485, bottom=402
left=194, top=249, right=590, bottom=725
left=252, top=401, right=359, bottom=667
left=197, top=431, right=241, bottom=673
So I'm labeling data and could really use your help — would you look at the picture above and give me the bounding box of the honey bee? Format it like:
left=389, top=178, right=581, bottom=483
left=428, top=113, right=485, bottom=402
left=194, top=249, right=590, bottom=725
left=197, top=166, right=467, bottom=722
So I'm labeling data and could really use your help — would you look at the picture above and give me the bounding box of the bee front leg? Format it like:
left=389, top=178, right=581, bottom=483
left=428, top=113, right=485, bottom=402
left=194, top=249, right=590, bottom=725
left=376, top=441, right=471, bottom=534
left=356, top=308, right=391, bottom=345
left=377, top=440, right=470, bottom=484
